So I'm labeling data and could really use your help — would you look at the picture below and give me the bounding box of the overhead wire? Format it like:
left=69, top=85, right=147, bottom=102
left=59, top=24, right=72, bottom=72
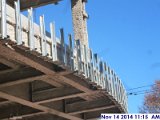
left=127, top=87, right=160, bottom=96
left=130, top=91, right=154, bottom=96
left=127, top=84, right=155, bottom=91
left=127, top=82, right=160, bottom=96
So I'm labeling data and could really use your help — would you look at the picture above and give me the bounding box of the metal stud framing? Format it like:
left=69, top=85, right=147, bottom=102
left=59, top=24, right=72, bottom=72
left=0, top=1, right=128, bottom=112
left=75, top=40, right=82, bottom=72
left=68, top=34, right=74, bottom=70
left=50, top=22, right=57, bottom=61
left=60, top=28, right=65, bottom=64
left=14, top=0, right=22, bottom=45
left=64, top=44, right=68, bottom=66
left=40, top=15, right=47, bottom=56
left=28, top=7, right=35, bottom=50
left=0, top=0, right=7, bottom=39
left=83, top=45, right=88, bottom=78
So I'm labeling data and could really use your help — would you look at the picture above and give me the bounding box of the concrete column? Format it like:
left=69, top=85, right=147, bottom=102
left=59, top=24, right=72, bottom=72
left=71, top=0, right=89, bottom=48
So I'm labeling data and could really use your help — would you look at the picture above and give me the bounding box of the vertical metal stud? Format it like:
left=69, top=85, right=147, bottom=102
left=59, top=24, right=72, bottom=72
left=112, top=70, right=115, bottom=97
left=120, top=82, right=123, bottom=104
left=117, top=77, right=120, bottom=101
left=99, top=60, right=103, bottom=86
left=104, top=62, right=107, bottom=90
left=0, top=0, right=7, bottom=39
left=68, top=34, right=74, bottom=70
left=103, top=62, right=107, bottom=90
left=108, top=66, right=112, bottom=95
left=105, top=74, right=109, bottom=92
left=93, top=54, right=97, bottom=82
left=117, top=79, right=121, bottom=103
left=75, top=40, right=82, bottom=72
left=15, top=0, right=22, bottom=45
left=97, top=57, right=101, bottom=85
left=93, top=54, right=99, bottom=83
left=113, top=73, right=117, bottom=100
left=28, top=7, right=35, bottom=50
left=115, top=76, right=118, bottom=101
left=40, top=15, right=47, bottom=56
left=93, top=54, right=98, bottom=70
left=89, top=49, right=94, bottom=81
left=102, top=61, right=106, bottom=89
left=106, top=65, right=110, bottom=92
left=60, top=28, right=65, bottom=48
left=111, top=69, right=115, bottom=97
left=81, top=45, right=85, bottom=77
left=99, top=60, right=104, bottom=87
left=73, top=42, right=77, bottom=71
left=90, top=63, right=94, bottom=82
left=84, top=45, right=89, bottom=78
left=60, top=28, right=65, bottom=64
left=64, top=44, right=68, bottom=66
left=101, top=61, right=104, bottom=73
left=50, top=22, right=57, bottom=61
left=77, top=44, right=85, bottom=75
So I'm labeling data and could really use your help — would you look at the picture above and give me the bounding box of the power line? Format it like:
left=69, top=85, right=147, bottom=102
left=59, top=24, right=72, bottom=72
left=128, top=89, right=151, bottom=95
left=128, top=90, right=157, bottom=96
left=129, top=91, right=154, bottom=96
left=127, top=82, right=160, bottom=92
left=128, top=89, right=152, bottom=96
left=128, top=88, right=160, bottom=96
left=127, top=84, right=154, bottom=91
